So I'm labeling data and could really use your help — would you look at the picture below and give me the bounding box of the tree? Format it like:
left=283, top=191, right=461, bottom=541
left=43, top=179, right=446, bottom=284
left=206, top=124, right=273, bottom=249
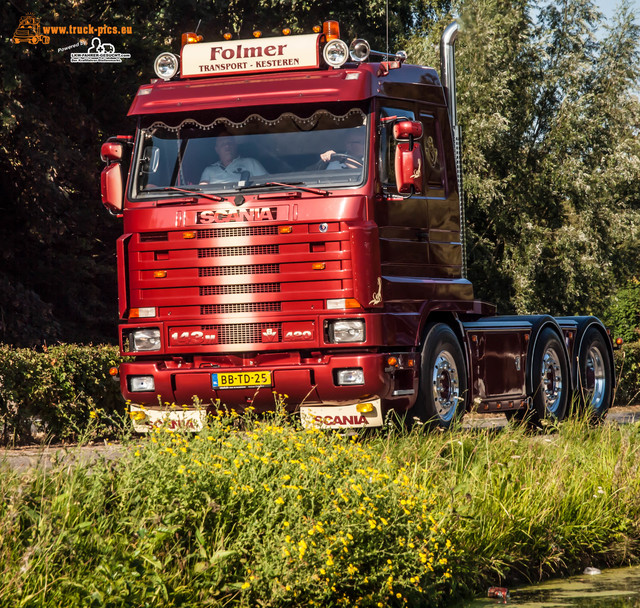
left=407, top=0, right=640, bottom=316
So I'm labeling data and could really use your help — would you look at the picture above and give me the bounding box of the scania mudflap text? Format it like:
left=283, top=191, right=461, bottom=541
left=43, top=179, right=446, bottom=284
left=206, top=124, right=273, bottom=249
left=100, top=21, right=614, bottom=432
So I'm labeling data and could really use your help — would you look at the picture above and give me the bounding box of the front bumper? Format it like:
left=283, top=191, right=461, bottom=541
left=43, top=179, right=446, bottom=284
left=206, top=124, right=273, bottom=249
left=120, top=351, right=417, bottom=424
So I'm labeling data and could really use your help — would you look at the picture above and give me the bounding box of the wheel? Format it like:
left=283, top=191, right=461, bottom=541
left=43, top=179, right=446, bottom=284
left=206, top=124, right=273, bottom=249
left=412, top=323, right=467, bottom=429
left=576, top=328, right=613, bottom=420
left=529, top=327, right=569, bottom=424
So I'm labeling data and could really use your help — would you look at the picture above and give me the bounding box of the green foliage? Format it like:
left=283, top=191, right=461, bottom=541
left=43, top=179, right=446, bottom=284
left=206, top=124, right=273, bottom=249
left=613, top=341, right=640, bottom=407
left=604, top=278, right=640, bottom=343
left=0, top=344, right=126, bottom=445
left=2, top=417, right=640, bottom=606
left=408, top=0, right=640, bottom=317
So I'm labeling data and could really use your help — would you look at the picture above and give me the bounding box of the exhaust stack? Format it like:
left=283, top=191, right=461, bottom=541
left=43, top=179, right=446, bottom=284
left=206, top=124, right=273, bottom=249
left=440, top=21, right=466, bottom=278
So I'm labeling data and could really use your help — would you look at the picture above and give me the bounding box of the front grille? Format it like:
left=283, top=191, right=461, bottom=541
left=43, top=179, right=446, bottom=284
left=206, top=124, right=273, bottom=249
left=201, top=302, right=281, bottom=315
left=202, top=323, right=281, bottom=344
left=198, top=245, right=279, bottom=258
left=199, top=264, right=279, bottom=277
left=200, top=283, right=280, bottom=296
left=198, top=226, right=279, bottom=239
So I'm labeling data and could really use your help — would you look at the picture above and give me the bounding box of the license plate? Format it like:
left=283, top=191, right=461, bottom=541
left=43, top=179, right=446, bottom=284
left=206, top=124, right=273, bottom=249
left=212, top=371, right=272, bottom=389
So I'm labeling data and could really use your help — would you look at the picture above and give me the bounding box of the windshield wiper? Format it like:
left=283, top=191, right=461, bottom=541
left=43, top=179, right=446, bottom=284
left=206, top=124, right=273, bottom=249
left=238, top=181, right=330, bottom=196
left=143, top=186, right=226, bottom=202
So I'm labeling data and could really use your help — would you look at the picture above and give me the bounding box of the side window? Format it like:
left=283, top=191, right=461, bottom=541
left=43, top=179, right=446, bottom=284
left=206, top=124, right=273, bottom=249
left=420, top=113, right=445, bottom=189
left=379, top=105, right=415, bottom=188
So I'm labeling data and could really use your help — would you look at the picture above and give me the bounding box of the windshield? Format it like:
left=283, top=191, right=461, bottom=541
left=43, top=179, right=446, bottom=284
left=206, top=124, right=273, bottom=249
left=131, top=106, right=369, bottom=197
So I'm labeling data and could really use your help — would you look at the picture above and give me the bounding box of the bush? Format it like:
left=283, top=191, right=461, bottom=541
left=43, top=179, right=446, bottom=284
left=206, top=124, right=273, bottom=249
left=614, top=341, right=640, bottom=407
left=604, top=278, right=640, bottom=344
left=0, top=343, right=126, bottom=445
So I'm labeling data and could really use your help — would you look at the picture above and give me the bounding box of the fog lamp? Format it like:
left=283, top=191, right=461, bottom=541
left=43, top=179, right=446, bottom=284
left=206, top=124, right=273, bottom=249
left=336, top=369, right=365, bottom=385
left=129, top=375, right=156, bottom=392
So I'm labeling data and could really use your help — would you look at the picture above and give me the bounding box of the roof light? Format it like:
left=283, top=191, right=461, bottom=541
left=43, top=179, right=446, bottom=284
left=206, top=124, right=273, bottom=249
left=313, top=25, right=322, bottom=33
left=253, top=30, right=262, bottom=38
left=282, top=27, right=291, bottom=36
left=323, top=20, right=340, bottom=41
left=323, top=39, right=349, bottom=68
left=153, top=52, right=179, bottom=80
left=181, top=32, right=202, bottom=47
left=223, top=32, right=232, bottom=40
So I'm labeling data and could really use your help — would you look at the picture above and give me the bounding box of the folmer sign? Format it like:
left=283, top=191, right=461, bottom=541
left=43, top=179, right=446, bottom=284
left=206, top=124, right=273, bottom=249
left=181, top=33, right=321, bottom=78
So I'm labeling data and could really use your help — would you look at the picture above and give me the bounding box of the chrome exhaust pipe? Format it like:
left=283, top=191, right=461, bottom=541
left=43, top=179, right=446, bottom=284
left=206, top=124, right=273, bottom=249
left=440, top=20, right=466, bottom=279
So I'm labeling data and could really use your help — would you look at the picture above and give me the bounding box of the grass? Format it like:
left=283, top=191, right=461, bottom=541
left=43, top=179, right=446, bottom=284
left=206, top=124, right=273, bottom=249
left=1, top=409, right=640, bottom=607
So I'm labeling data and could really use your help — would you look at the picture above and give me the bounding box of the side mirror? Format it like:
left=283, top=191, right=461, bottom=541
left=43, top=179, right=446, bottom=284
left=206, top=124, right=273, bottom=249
left=101, top=163, right=123, bottom=213
left=100, top=137, right=132, bottom=214
left=393, top=120, right=423, bottom=148
left=101, top=141, right=123, bottom=162
left=393, top=120, right=424, bottom=196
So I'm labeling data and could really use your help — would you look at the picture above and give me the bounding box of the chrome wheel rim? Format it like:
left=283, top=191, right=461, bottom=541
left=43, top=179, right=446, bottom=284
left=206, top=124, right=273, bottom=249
left=432, top=350, right=460, bottom=422
left=541, top=346, right=563, bottom=415
left=584, top=345, right=606, bottom=409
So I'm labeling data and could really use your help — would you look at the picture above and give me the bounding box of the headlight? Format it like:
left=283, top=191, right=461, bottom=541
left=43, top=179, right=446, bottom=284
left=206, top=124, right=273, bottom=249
left=129, top=375, right=155, bottom=392
left=335, top=368, right=365, bottom=385
left=323, top=39, right=349, bottom=68
left=326, top=319, right=365, bottom=343
left=154, top=52, right=179, bottom=80
left=130, top=328, right=161, bottom=351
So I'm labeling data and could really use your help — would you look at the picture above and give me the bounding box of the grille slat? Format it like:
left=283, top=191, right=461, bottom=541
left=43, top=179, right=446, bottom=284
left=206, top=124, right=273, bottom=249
left=201, top=323, right=281, bottom=344
left=198, top=226, right=278, bottom=239
left=140, top=232, right=169, bottom=242
left=199, top=264, right=279, bottom=277
left=201, top=302, right=281, bottom=315
left=198, top=245, right=278, bottom=258
left=200, top=283, right=280, bottom=296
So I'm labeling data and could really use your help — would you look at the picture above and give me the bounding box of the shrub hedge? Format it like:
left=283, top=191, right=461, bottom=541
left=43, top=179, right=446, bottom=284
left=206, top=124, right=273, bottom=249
left=614, top=341, right=640, bottom=407
left=0, top=344, right=125, bottom=445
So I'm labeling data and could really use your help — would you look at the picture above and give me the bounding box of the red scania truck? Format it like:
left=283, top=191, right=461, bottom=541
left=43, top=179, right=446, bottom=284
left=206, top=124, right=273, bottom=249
left=100, top=21, right=614, bottom=431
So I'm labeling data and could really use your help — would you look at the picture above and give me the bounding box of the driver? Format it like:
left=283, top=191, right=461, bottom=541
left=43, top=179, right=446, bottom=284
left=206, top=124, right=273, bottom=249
left=318, top=128, right=365, bottom=170
left=200, top=130, right=267, bottom=184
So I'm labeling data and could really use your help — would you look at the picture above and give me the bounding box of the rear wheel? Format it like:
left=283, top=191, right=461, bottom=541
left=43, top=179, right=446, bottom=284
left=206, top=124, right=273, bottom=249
left=576, top=328, right=613, bottom=420
left=412, top=323, right=467, bottom=429
left=529, top=327, right=569, bottom=425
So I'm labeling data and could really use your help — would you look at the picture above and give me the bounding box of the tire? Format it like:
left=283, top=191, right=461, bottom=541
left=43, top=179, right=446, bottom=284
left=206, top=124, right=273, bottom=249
left=575, top=328, right=613, bottom=421
left=529, top=327, right=569, bottom=424
left=412, top=323, right=467, bottom=429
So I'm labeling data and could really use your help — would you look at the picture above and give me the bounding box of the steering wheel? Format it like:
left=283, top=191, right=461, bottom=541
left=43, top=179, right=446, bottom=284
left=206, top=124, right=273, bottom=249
left=330, top=153, right=363, bottom=168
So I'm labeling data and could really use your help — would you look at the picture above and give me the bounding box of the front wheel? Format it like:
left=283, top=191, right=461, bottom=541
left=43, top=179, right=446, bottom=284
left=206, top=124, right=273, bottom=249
left=575, top=328, right=613, bottom=421
left=412, top=323, right=467, bottom=429
left=529, top=327, right=569, bottom=425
